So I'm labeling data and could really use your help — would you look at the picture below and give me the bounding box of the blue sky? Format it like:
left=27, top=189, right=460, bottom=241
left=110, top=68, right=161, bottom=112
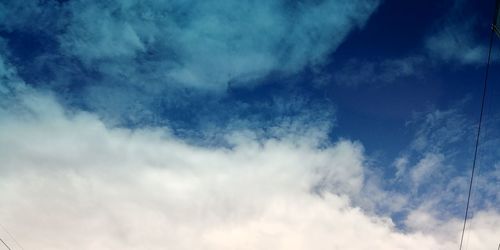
left=0, top=0, right=499, bottom=249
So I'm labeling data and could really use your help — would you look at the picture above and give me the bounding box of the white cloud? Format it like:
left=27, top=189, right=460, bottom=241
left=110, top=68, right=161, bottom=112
left=406, top=208, right=500, bottom=249
left=0, top=81, right=499, bottom=250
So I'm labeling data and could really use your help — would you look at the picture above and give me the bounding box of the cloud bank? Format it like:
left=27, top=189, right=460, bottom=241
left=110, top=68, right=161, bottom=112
left=0, top=72, right=499, bottom=250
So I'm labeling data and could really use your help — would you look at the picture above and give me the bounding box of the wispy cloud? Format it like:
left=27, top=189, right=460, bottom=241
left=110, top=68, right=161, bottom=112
left=425, top=21, right=488, bottom=65
left=388, top=101, right=500, bottom=223
left=408, top=107, right=471, bottom=153
left=333, top=56, right=425, bottom=87
left=424, top=0, right=493, bottom=66
left=409, top=152, right=444, bottom=190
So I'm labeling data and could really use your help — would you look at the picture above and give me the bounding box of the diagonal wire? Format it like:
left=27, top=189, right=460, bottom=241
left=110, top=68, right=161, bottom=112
left=458, top=15, right=497, bottom=250
left=0, top=238, right=12, bottom=250
left=0, top=224, right=23, bottom=250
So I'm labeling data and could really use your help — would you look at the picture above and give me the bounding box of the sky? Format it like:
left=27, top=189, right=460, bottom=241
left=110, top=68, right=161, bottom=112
left=0, top=0, right=499, bottom=249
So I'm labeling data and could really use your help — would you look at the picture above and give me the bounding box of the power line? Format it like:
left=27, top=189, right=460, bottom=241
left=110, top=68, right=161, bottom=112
left=0, top=224, right=23, bottom=250
left=458, top=4, right=498, bottom=250
left=0, top=238, right=12, bottom=250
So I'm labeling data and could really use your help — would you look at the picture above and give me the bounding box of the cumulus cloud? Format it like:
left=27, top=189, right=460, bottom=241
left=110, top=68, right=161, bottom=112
left=405, top=208, right=500, bottom=249
left=0, top=73, right=499, bottom=250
